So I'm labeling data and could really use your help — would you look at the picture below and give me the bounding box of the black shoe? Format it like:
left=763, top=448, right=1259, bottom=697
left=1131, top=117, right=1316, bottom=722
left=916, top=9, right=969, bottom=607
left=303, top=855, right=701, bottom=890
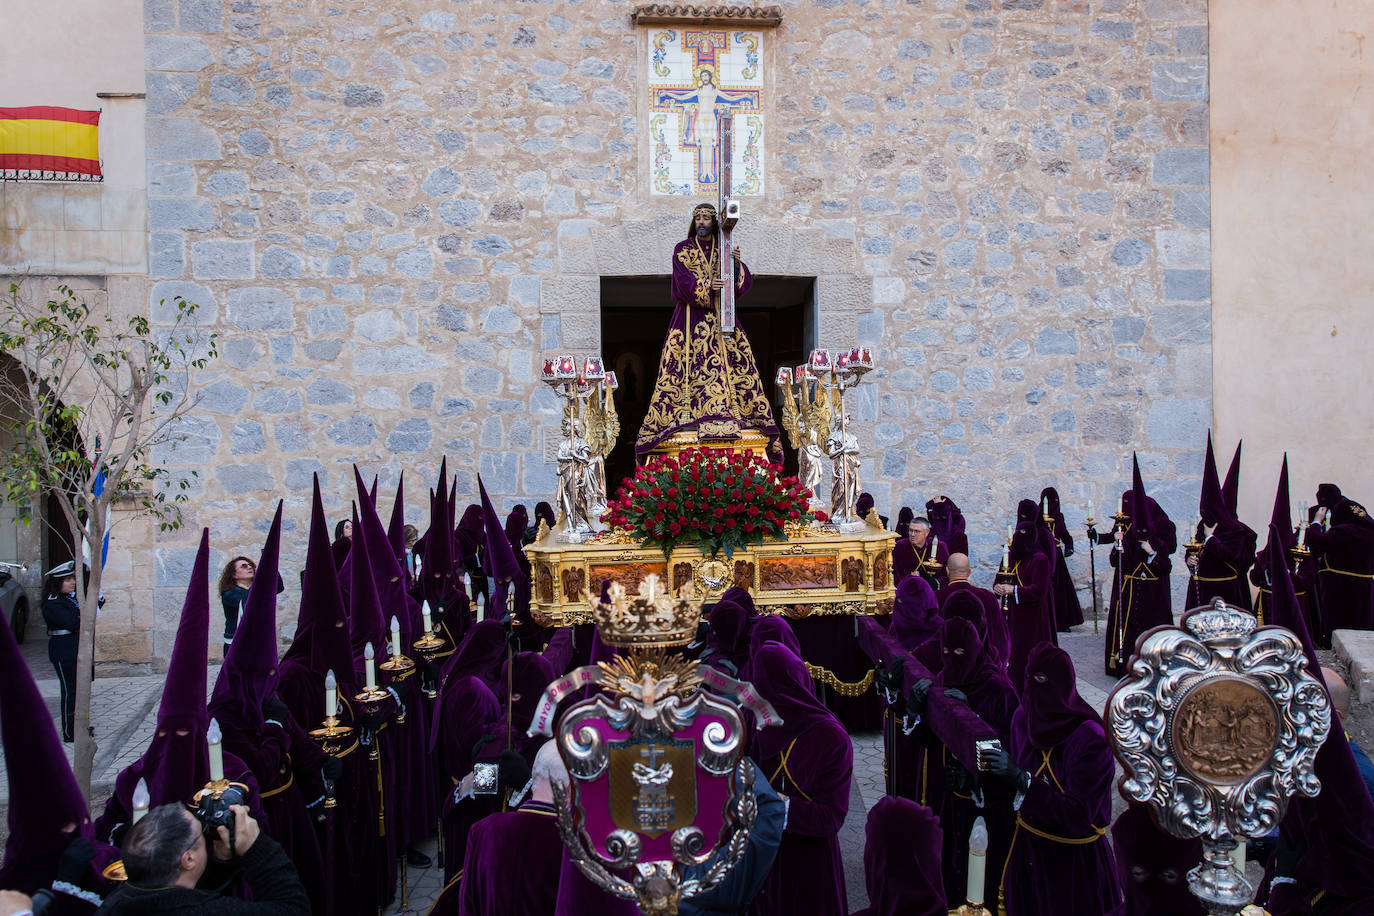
left=63, top=734, right=74, bottom=743
left=406, top=848, right=432, bottom=868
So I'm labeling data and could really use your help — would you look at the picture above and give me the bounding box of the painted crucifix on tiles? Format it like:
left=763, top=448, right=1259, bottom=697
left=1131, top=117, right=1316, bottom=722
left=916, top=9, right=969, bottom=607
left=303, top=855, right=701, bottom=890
left=647, top=27, right=765, bottom=196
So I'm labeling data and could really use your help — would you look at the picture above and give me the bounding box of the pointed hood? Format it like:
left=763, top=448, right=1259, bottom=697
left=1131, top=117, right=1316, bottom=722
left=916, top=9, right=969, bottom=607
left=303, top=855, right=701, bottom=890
left=422, top=463, right=457, bottom=611
left=285, top=474, right=354, bottom=682
left=114, top=529, right=212, bottom=811
left=0, top=593, right=93, bottom=891
left=1263, top=523, right=1374, bottom=899
left=1199, top=432, right=1228, bottom=526
left=349, top=480, right=387, bottom=675
left=479, top=477, right=520, bottom=584
left=354, top=465, right=421, bottom=641
left=1129, top=453, right=1155, bottom=537
left=210, top=502, right=283, bottom=732
left=387, top=471, right=406, bottom=569
left=1266, top=455, right=1296, bottom=555
left=1222, top=440, right=1242, bottom=519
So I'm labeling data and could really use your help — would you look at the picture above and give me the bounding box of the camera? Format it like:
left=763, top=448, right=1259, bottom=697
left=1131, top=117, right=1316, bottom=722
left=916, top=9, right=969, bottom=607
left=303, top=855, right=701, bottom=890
left=190, top=782, right=248, bottom=849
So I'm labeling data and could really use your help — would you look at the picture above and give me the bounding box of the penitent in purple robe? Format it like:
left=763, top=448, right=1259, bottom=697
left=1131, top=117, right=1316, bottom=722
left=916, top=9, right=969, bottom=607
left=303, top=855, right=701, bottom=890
left=633, top=217, right=779, bottom=458
left=939, top=580, right=1010, bottom=671
left=1303, top=486, right=1374, bottom=645
left=752, top=644, right=852, bottom=916
left=926, top=496, right=969, bottom=557
left=1001, top=643, right=1123, bottom=916
left=850, top=796, right=946, bottom=916
left=1103, top=459, right=1176, bottom=677
left=1041, top=487, right=1085, bottom=631
left=447, top=800, right=564, bottom=916
left=1004, top=520, right=1056, bottom=693
left=1186, top=434, right=1257, bottom=611
left=1112, top=804, right=1203, bottom=916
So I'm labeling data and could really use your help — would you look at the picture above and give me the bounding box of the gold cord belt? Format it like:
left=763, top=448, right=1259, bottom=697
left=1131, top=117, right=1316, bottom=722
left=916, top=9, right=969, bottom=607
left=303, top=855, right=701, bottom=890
left=1014, top=814, right=1107, bottom=845
left=1321, top=564, right=1374, bottom=579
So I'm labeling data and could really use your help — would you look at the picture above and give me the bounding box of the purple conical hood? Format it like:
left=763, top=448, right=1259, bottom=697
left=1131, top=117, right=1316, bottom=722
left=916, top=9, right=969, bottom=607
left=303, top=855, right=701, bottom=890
left=210, top=501, right=283, bottom=731
left=121, top=528, right=212, bottom=810
left=1222, top=440, right=1242, bottom=519
left=0, top=593, right=92, bottom=891
left=1263, top=523, right=1374, bottom=898
left=1270, top=455, right=1295, bottom=552
left=387, top=471, right=406, bottom=569
left=286, top=474, right=354, bottom=682
left=1199, top=432, right=1228, bottom=525
left=423, top=461, right=456, bottom=610
left=348, top=478, right=387, bottom=675
left=354, top=465, right=420, bottom=639
left=1131, top=453, right=1155, bottom=536
left=479, top=476, right=520, bottom=583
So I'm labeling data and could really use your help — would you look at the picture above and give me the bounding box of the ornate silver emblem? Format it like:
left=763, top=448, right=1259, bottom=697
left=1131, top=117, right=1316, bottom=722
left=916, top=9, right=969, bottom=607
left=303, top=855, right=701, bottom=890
left=1107, top=600, right=1331, bottom=914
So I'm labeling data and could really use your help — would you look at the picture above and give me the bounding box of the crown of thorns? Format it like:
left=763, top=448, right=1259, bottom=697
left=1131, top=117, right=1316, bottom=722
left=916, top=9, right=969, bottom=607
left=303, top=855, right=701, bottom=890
left=692, top=203, right=717, bottom=218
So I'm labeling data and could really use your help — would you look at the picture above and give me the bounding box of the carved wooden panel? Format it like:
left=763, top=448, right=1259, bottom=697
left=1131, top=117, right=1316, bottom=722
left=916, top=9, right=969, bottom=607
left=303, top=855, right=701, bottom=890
left=536, top=564, right=555, bottom=603
left=874, top=550, right=889, bottom=590
left=733, top=560, right=755, bottom=589
left=673, top=561, right=694, bottom=593
left=562, top=567, right=587, bottom=603
left=759, top=555, right=837, bottom=591
left=588, top=562, right=669, bottom=595
left=841, top=557, right=863, bottom=592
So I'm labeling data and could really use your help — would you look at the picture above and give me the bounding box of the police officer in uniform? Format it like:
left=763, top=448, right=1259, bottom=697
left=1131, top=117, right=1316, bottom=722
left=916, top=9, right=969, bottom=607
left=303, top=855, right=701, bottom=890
left=41, top=561, right=81, bottom=742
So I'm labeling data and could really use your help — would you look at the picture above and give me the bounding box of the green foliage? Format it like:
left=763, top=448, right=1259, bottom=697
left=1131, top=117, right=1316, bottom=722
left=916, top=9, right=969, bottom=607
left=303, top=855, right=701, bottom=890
left=0, top=282, right=218, bottom=540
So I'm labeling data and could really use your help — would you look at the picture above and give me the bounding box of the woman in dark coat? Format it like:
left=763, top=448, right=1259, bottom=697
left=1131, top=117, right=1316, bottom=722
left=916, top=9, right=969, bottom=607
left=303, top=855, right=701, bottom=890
left=217, top=555, right=254, bottom=651
left=1040, top=487, right=1084, bottom=631
left=751, top=643, right=852, bottom=916
left=995, top=642, right=1123, bottom=916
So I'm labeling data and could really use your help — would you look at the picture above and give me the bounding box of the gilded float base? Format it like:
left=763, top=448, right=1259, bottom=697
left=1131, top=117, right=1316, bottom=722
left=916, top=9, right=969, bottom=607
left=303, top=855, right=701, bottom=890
left=649, top=427, right=773, bottom=462
left=526, top=521, right=897, bottom=627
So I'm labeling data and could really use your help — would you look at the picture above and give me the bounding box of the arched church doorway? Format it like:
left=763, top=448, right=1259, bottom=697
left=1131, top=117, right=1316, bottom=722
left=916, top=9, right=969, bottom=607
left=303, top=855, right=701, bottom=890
left=599, top=274, right=816, bottom=494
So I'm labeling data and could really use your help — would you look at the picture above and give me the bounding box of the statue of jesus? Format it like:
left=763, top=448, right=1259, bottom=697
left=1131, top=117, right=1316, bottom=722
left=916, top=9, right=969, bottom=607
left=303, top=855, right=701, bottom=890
left=634, top=202, right=781, bottom=460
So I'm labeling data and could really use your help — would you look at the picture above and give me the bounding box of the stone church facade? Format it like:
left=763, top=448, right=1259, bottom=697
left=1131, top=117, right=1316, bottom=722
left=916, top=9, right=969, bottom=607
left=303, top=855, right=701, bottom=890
left=7, top=0, right=1227, bottom=666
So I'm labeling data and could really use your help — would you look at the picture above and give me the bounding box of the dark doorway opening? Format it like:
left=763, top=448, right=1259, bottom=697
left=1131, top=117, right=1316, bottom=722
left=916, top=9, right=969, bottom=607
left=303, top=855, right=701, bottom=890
left=599, top=275, right=815, bottom=495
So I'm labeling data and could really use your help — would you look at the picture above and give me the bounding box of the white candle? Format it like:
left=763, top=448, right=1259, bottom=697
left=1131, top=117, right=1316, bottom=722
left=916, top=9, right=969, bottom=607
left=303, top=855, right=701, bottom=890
left=422, top=600, right=433, bottom=634
left=390, top=616, right=401, bottom=659
left=1230, top=841, right=1246, bottom=876
left=414, top=553, right=423, bottom=577
left=207, top=717, right=225, bottom=782
left=364, top=641, right=376, bottom=690
left=132, top=778, right=151, bottom=824
left=930, top=533, right=938, bottom=556
left=325, top=669, right=337, bottom=718
left=967, top=816, right=988, bottom=905
left=1298, top=516, right=1308, bottom=548
left=1001, top=542, right=1011, bottom=569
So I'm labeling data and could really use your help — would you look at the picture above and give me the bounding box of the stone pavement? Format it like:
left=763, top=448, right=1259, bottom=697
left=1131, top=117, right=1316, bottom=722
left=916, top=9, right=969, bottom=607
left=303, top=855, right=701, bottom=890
left=0, top=623, right=1124, bottom=913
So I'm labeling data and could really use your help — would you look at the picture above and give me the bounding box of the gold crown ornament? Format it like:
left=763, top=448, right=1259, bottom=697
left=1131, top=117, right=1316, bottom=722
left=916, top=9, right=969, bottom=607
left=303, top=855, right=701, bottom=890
left=589, top=574, right=701, bottom=648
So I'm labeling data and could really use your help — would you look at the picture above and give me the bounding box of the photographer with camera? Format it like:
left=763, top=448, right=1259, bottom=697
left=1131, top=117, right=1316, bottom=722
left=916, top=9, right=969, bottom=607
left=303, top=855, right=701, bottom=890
left=95, top=804, right=307, bottom=915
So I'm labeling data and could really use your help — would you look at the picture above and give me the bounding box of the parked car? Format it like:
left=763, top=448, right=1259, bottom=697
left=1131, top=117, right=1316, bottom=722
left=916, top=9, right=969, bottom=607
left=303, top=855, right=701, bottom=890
left=0, top=565, right=30, bottom=644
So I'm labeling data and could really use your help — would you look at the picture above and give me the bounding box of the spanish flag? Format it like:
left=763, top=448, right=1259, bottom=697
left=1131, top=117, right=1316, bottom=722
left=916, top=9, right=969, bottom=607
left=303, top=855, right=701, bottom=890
left=0, top=106, right=102, bottom=180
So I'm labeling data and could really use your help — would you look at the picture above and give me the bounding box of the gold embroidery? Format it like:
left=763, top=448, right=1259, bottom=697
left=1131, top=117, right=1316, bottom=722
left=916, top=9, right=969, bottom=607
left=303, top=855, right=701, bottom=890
left=635, top=245, right=779, bottom=455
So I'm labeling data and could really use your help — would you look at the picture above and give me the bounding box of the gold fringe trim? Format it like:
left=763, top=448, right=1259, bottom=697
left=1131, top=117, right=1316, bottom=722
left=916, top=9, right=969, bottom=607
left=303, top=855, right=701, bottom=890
left=804, top=662, right=875, bottom=697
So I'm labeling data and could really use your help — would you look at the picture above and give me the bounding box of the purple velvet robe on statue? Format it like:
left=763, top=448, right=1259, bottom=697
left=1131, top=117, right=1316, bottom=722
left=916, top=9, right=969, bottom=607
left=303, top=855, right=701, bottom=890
left=633, top=221, right=779, bottom=458
left=752, top=644, right=852, bottom=916
left=1001, top=642, right=1123, bottom=916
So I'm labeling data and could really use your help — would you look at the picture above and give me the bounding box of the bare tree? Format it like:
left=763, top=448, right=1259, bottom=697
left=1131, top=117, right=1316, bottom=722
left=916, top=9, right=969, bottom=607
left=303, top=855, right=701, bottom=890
left=0, top=280, right=216, bottom=799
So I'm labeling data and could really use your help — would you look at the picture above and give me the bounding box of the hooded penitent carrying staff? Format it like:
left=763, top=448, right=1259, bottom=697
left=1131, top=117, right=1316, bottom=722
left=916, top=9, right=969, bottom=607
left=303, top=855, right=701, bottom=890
left=1102, top=456, right=1176, bottom=678
left=208, top=502, right=328, bottom=911
left=1186, top=433, right=1258, bottom=611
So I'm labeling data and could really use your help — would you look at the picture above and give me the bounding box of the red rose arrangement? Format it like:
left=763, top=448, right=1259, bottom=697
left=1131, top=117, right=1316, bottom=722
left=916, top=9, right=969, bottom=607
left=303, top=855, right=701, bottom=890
left=603, top=447, right=816, bottom=559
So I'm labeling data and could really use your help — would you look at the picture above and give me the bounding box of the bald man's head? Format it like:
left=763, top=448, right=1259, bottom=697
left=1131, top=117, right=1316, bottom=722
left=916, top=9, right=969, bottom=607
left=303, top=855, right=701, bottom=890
left=947, top=553, right=971, bottom=580
left=1322, top=667, right=1351, bottom=719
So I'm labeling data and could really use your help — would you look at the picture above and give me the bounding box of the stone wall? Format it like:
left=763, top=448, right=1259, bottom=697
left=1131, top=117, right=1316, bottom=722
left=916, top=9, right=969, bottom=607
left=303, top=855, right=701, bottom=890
left=134, top=0, right=1210, bottom=663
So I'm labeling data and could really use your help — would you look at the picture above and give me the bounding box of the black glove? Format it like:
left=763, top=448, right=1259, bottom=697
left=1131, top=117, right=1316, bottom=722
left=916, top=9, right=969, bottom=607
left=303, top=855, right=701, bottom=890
left=1063, top=542, right=1075, bottom=558
left=875, top=658, right=906, bottom=702
left=361, top=709, right=388, bottom=732
left=984, top=749, right=1028, bottom=790
left=423, top=661, right=442, bottom=684
left=388, top=677, right=412, bottom=703
left=56, top=835, right=94, bottom=884
left=321, top=755, right=343, bottom=782
left=432, top=603, right=447, bottom=624
left=498, top=749, right=532, bottom=794
left=943, top=687, right=968, bottom=704
left=262, top=696, right=290, bottom=726
left=906, top=677, right=933, bottom=722
left=108, top=822, right=130, bottom=849
left=944, top=759, right=973, bottom=796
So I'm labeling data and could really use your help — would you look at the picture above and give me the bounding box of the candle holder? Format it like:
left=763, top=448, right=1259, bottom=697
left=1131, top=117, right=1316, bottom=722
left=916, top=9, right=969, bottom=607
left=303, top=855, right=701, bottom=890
left=953, top=906, right=992, bottom=916
left=413, top=626, right=448, bottom=699
left=308, top=715, right=356, bottom=809
left=543, top=352, right=616, bottom=543
left=354, top=686, right=391, bottom=761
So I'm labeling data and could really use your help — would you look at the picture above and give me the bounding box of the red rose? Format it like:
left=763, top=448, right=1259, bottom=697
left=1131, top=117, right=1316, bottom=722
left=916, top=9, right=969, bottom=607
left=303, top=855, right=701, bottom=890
left=744, top=522, right=755, bottom=532
left=815, top=511, right=829, bottom=522
left=712, top=523, right=724, bottom=534
left=669, top=522, right=681, bottom=536
left=713, top=508, right=724, bottom=518
left=725, top=519, right=737, bottom=529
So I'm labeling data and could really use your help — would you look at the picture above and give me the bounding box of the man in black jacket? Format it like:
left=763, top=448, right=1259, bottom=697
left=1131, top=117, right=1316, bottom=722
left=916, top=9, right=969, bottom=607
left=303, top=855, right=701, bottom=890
left=96, top=804, right=307, bottom=915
